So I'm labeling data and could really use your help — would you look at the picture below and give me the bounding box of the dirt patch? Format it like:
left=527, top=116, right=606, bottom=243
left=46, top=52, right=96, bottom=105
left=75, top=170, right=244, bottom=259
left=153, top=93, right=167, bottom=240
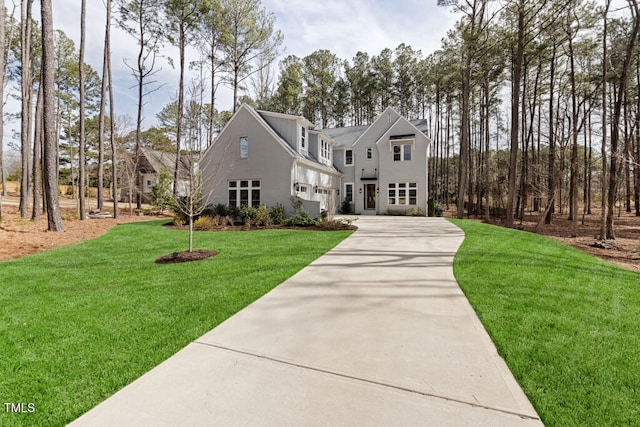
left=155, top=249, right=218, bottom=264
left=446, top=207, right=640, bottom=274
left=0, top=196, right=166, bottom=262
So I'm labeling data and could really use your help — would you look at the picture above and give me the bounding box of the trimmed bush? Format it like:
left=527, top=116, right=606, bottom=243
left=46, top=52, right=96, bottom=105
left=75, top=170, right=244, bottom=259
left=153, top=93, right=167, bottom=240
left=284, top=211, right=316, bottom=227
left=269, top=203, right=286, bottom=224
left=254, top=204, right=271, bottom=226
left=339, top=199, right=353, bottom=214
left=406, top=207, right=425, bottom=216
left=193, top=216, right=217, bottom=231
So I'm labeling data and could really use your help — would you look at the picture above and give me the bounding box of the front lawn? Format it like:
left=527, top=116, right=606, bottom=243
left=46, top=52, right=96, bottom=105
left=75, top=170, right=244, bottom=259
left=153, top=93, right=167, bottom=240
left=450, top=219, right=640, bottom=426
left=0, top=221, right=351, bottom=426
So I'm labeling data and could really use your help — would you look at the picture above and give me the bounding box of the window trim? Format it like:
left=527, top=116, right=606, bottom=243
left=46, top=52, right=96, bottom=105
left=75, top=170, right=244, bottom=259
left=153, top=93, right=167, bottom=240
left=240, top=137, right=248, bottom=159
left=388, top=182, right=417, bottom=206
left=344, top=182, right=354, bottom=203
left=228, top=179, right=261, bottom=207
left=345, top=149, right=354, bottom=166
left=391, top=139, right=414, bottom=162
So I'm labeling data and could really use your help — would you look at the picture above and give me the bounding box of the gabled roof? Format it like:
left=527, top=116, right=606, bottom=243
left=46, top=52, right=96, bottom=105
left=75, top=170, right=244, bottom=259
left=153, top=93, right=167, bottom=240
left=322, top=107, right=431, bottom=148
left=207, top=104, right=340, bottom=175
left=139, top=147, right=193, bottom=178
left=257, top=109, right=315, bottom=129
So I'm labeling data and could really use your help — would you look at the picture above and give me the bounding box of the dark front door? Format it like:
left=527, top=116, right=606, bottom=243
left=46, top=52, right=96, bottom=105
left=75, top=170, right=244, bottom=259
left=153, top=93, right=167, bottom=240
left=365, top=183, right=376, bottom=210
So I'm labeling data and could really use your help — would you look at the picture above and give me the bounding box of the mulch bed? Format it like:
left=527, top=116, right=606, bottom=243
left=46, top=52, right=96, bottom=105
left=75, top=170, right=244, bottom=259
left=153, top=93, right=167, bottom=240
left=164, top=223, right=358, bottom=232
left=155, top=249, right=218, bottom=264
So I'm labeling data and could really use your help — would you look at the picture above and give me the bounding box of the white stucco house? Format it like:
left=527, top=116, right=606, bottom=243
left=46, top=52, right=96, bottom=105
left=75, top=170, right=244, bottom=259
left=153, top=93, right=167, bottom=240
left=200, top=104, right=430, bottom=216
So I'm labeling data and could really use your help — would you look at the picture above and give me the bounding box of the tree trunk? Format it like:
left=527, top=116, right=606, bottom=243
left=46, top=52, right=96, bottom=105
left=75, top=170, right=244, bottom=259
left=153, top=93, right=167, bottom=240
left=174, top=22, right=186, bottom=198
left=78, top=0, right=87, bottom=219
left=600, top=2, right=610, bottom=239
left=41, top=0, right=63, bottom=232
left=32, top=82, right=43, bottom=221
left=635, top=59, right=640, bottom=216
left=606, top=0, right=640, bottom=239
left=506, top=4, right=524, bottom=228
left=568, top=16, right=579, bottom=236
left=546, top=43, right=557, bottom=224
left=20, top=0, right=33, bottom=219
left=98, top=0, right=112, bottom=213
left=0, top=0, right=5, bottom=216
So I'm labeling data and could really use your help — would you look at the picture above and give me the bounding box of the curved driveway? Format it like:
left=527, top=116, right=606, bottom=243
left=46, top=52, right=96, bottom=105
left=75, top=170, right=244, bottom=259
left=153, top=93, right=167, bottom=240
left=72, top=217, right=543, bottom=426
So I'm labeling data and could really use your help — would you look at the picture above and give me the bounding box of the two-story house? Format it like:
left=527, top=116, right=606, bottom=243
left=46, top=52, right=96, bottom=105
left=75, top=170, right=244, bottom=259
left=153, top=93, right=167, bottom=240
left=200, top=104, right=342, bottom=215
left=200, top=104, right=430, bottom=216
left=325, top=107, right=430, bottom=215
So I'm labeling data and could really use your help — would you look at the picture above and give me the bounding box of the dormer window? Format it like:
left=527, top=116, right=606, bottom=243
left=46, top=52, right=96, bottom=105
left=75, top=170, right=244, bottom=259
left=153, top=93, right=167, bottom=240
left=320, top=138, right=331, bottom=165
left=301, top=126, right=306, bottom=150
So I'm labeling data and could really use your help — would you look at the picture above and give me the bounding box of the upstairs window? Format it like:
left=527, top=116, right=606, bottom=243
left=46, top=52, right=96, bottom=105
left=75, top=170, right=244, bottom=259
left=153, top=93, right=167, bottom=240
left=393, top=143, right=412, bottom=161
left=240, top=137, right=248, bottom=158
left=367, top=147, right=373, bottom=160
left=345, top=149, right=353, bottom=166
left=320, top=139, right=331, bottom=165
left=301, top=126, right=306, bottom=150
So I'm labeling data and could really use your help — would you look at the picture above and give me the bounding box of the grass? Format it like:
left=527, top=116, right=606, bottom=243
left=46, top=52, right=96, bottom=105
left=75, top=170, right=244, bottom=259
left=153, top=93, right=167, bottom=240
left=450, top=219, right=640, bottom=426
left=0, top=220, right=352, bottom=426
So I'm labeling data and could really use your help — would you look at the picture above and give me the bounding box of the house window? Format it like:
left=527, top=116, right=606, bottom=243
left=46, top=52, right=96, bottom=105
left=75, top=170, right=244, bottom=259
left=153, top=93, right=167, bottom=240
left=393, top=143, right=412, bottom=161
left=388, top=182, right=417, bottom=205
left=345, top=183, right=354, bottom=203
left=366, top=147, right=373, bottom=160
left=295, top=184, right=309, bottom=193
left=301, top=127, right=306, bottom=149
left=240, top=137, right=248, bottom=158
left=345, top=149, right=353, bottom=166
left=320, top=139, right=331, bottom=165
left=229, top=179, right=260, bottom=207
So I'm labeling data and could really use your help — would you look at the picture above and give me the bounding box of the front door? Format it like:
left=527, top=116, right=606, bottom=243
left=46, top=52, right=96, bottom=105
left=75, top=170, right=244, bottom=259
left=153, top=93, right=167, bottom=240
left=365, top=183, right=376, bottom=210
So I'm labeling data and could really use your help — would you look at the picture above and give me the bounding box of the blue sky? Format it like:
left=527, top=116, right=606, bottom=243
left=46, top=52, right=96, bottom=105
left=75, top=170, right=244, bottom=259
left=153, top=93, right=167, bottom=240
left=3, top=1, right=460, bottom=151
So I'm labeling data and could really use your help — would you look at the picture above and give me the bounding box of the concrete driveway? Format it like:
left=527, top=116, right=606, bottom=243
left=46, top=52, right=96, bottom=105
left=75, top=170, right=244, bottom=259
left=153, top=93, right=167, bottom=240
left=71, top=216, right=543, bottom=426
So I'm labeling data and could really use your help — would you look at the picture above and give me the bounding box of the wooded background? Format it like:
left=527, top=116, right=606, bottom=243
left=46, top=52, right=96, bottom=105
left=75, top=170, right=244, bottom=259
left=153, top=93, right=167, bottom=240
left=1, top=0, right=638, bottom=240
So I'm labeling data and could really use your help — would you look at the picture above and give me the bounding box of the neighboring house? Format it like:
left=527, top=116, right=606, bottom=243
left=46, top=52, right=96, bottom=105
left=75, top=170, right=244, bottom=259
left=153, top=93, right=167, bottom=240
left=200, top=104, right=342, bottom=215
left=200, top=104, right=430, bottom=216
left=324, top=107, right=430, bottom=215
left=120, top=147, right=193, bottom=203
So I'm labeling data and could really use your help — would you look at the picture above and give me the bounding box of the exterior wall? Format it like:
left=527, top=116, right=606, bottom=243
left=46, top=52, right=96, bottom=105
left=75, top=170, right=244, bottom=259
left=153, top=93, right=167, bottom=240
left=335, top=108, right=429, bottom=215
left=293, top=162, right=341, bottom=214
left=376, top=120, right=429, bottom=214
left=201, top=106, right=295, bottom=210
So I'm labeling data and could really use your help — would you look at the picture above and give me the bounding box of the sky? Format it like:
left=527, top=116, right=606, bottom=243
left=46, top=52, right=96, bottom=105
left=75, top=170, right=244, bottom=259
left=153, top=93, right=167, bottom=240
left=3, top=0, right=461, bottom=152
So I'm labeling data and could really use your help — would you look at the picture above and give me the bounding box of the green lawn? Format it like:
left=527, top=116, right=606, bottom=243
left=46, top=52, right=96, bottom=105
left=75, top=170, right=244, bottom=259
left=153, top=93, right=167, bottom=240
left=450, top=219, right=640, bottom=426
left=0, top=220, right=351, bottom=426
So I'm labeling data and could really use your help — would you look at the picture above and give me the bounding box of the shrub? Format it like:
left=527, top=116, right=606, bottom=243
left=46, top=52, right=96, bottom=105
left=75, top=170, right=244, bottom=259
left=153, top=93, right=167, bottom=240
left=289, top=196, right=304, bottom=214
left=212, top=203, right=228, bottom=217
left=284, top=211, right=316, bottom=227
left=240, top=206, right=257, bottom=225
left=173, top=215, right=184, bottom=226
left=193, top=216, right=217, bottom=231
left=269, top=203, right=286, bottom=224
left=339, top=199, right=353, bottom=214
left=315, top=217, right=354, bottom=230
left=434, top=202, right=444, bottom=217
left=405, top=207, right=425, bottom=216
left=254, top=204, right=271, bottom=227
left=227, top=204, right=241, bottom=219
left=384, top=208, right=405, bottom=216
